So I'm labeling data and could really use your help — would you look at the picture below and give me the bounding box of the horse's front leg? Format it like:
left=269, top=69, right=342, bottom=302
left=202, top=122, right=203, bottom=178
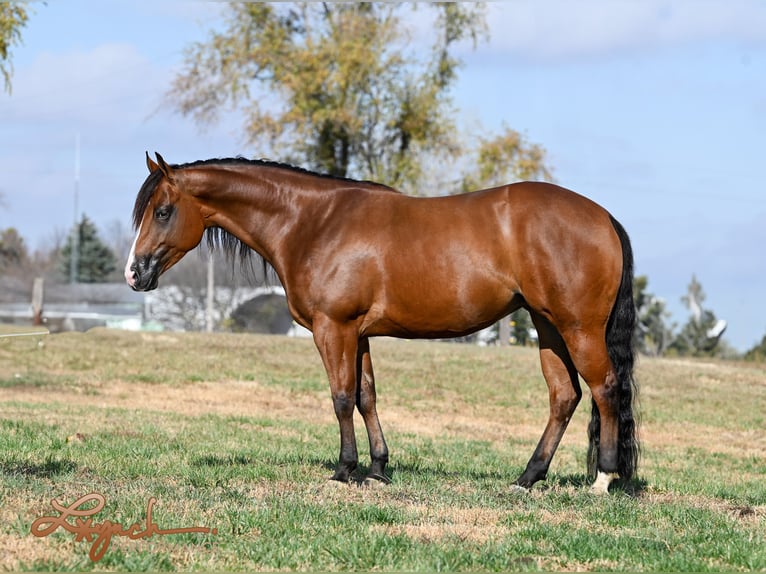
left=356, top=338, right=390, bottom=485
left=313, top=316, right=360, bottom=483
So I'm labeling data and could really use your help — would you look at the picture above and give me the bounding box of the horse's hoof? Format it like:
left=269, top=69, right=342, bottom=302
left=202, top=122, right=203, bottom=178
left=362, top=474, right=391, bottom=488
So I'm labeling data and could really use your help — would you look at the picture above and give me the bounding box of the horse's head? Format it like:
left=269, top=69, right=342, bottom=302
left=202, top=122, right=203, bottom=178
left=124, top=153, right=206, bottom=291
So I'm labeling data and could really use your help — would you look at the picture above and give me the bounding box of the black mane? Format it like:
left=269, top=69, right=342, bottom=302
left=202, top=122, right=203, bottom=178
left=173, top=156, right=396, bottom=190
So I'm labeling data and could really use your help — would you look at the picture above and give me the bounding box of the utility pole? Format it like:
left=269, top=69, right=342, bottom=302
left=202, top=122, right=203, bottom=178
left=31, top=277, right=44, bottom=326
left=498, top=315, right=510, bottom=347
left=69, top=133, right=80, bottom=284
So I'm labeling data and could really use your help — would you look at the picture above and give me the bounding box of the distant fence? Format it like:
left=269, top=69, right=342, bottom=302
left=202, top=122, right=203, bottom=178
left=0, top=278, right=309, bottom=335
left=0, top=277, right=145, bottom=333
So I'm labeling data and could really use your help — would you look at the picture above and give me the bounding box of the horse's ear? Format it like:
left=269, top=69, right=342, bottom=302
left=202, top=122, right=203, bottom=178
left=146, top=151, right=160, bottom=173
left=154, top=152, right=175, bottom=183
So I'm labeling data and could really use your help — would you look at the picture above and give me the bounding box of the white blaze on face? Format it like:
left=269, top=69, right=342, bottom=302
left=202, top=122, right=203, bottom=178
left=124, top=222, right=141, bottom=287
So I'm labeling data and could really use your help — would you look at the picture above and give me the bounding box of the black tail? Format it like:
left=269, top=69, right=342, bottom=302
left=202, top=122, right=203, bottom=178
left=587, top=215, right=640, bottom=481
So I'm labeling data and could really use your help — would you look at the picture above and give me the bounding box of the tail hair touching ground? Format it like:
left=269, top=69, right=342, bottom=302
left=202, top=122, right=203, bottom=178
left=587, top=214, right=640, bottom=481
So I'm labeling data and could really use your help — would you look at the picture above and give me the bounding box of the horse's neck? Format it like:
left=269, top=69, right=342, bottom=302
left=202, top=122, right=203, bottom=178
left=186, top=165, right=326, bottom=265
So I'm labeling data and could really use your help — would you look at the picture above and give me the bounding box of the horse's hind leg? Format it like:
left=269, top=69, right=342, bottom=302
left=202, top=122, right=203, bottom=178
left=516, top=312, right=582, bottom=489
left=356, top=338, right=390, bottom=485
left=560, top=327, right=621, bottom=494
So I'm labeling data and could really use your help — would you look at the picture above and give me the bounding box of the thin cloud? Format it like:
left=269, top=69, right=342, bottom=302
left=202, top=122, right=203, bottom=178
left=2, top=43, right=160, bottom=127
left=483, top=1, right=766, bottom=61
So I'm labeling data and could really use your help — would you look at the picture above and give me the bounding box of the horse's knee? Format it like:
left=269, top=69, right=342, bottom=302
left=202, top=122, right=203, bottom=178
left=332, top=391, right=354, bottom=418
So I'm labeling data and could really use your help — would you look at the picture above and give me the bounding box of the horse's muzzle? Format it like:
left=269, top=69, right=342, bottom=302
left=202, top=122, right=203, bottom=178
left=127, top=256, right=161, bottom=292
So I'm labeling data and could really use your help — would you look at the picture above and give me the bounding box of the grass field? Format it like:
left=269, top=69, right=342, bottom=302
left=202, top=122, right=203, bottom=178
left=1, top=328, right=764, bottom=571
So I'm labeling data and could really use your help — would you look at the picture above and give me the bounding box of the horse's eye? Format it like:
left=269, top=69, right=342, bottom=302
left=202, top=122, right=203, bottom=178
left=154, top=206, right=172, bottom=221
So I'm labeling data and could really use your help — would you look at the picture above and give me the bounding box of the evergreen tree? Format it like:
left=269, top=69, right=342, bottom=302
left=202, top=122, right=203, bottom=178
left=509, top=309, right=535, bottom=346
left=58, top=215, right=117, bottom=283
left=0, top=227, right=28, bottom=272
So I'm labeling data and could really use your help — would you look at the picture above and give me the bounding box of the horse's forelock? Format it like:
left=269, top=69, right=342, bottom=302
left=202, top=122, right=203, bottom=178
left=132, top=170, right=163, bottom=230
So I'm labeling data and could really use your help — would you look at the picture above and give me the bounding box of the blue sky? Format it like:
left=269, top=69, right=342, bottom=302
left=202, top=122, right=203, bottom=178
left=1, top=1, right=765, bottom=351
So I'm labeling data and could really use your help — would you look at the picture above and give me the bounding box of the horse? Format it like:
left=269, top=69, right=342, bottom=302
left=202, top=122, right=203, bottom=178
left=125, top=153, right=639, bottom=494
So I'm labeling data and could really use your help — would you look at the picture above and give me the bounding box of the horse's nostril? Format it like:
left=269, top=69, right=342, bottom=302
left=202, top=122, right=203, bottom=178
left=126, top=258, right=162, bottom=292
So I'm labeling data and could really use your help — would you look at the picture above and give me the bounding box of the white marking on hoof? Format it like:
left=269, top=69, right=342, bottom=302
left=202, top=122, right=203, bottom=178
left=590, top=471, right=619, bottom=494
left=510, top=484, right=530, bottom=495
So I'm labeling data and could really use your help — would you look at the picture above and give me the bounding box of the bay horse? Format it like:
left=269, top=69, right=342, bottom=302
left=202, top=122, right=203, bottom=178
left=125, top=153, right=639, bottom=494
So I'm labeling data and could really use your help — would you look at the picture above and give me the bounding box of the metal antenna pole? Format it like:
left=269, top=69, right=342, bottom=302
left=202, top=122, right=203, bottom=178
left=69, top=133, right=80, bottom=284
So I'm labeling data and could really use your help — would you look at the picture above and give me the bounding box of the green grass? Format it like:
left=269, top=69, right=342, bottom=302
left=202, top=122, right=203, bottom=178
left=0, top=329, right=764, bottom=571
